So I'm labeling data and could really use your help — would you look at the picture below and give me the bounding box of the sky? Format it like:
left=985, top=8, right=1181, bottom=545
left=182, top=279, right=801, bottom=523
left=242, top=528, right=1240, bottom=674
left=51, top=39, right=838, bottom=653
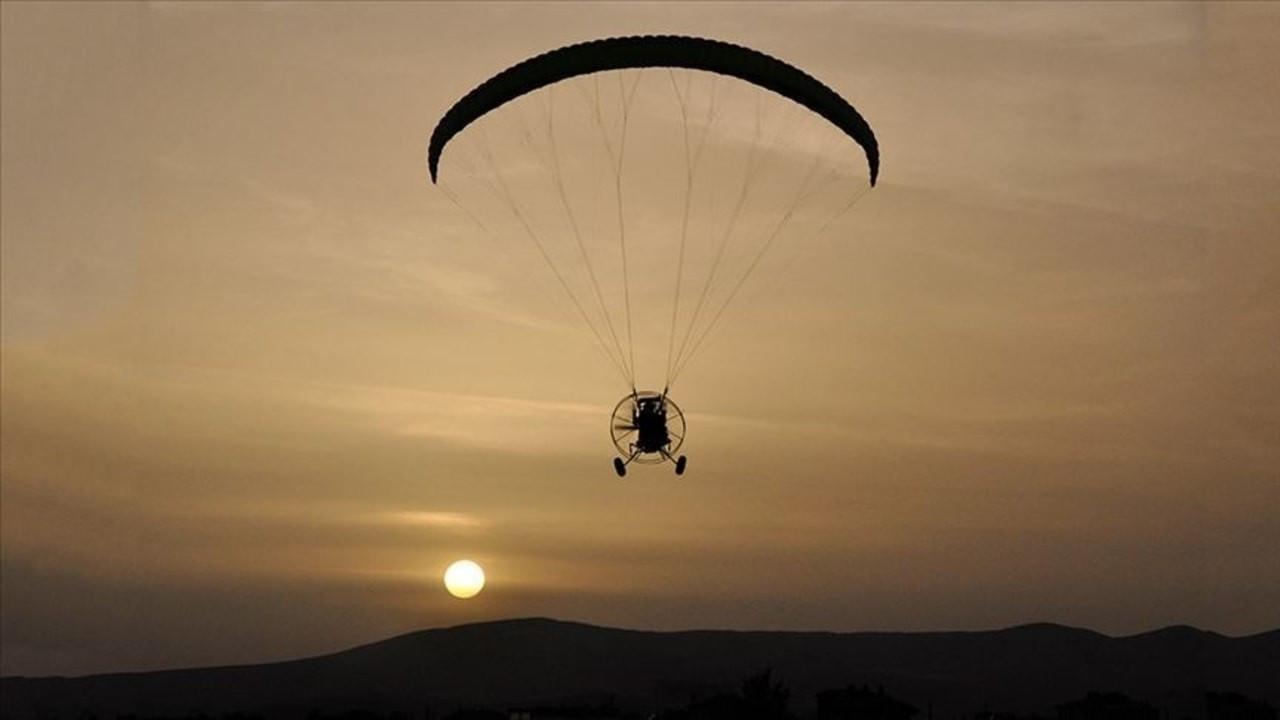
left=2, top=1, right=1278, bottom=677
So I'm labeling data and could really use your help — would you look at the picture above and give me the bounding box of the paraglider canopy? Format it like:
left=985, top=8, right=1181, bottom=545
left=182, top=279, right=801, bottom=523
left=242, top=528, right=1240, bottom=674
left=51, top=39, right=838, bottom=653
left=428, top=35, right=879, bottom=187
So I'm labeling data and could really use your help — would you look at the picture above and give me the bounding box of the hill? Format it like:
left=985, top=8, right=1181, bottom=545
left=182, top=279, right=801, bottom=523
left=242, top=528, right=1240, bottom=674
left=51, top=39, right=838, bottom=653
left=3, top=618, right=1276, bottom=719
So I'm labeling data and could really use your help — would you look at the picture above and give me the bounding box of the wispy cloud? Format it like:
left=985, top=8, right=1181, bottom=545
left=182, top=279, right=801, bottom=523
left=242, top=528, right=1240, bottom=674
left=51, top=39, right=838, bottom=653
left=316, top=383, right=603, bottom=455
left=366, top=510, right=489, bottom=531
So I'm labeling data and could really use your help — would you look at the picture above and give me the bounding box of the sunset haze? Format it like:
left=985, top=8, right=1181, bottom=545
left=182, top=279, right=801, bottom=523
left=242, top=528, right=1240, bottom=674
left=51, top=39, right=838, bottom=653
left=2, top=1, right=1278, bottom=678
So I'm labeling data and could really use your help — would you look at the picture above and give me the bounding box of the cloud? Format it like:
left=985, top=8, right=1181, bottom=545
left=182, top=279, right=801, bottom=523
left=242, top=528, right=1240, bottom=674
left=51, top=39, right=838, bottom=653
left=368, top=510, right=489, bottom=531
left=318, top=383, right=603, bottom=455
left=853, top=2, right=1203, bottom=46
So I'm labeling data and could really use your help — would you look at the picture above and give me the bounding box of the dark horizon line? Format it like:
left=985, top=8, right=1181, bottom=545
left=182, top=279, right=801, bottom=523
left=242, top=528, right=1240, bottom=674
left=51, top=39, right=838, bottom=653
left=6, top=615, right=1277, bottom=682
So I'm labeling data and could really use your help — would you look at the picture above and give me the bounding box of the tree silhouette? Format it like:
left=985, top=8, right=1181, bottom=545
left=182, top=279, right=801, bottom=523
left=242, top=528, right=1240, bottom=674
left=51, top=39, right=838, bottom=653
left=741, top=668, right=793, bottom=720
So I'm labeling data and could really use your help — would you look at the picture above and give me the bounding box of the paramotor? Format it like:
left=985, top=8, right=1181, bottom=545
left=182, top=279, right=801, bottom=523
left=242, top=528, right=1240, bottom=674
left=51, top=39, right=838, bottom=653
left=428, top=35, right=879, bottom=475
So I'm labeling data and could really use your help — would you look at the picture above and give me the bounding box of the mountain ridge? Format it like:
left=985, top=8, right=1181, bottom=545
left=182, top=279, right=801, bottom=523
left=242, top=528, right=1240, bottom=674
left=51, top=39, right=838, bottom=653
left=3, top=617, right=1276, bottom=719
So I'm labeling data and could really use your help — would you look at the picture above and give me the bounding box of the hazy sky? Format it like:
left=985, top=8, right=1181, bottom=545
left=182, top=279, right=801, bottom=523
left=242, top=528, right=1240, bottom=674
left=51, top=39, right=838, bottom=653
left=3, top=1, right=1278, bottom=677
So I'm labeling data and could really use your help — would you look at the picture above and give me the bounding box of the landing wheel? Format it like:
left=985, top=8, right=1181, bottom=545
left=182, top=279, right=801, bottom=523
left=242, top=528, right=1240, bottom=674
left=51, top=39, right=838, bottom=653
left=613, top=457, right=627, bottom=478
left=674, top=455, right=687, bottom=475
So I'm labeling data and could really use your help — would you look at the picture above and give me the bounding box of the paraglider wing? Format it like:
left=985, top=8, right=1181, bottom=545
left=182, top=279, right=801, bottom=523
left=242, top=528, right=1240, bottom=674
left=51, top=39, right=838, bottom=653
left=428, top=35, right=879, bottom=187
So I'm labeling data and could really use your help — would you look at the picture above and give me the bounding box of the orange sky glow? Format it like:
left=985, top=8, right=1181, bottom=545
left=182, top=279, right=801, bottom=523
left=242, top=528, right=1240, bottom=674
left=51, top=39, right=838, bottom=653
left=2, top=1, right=1278, bottom=676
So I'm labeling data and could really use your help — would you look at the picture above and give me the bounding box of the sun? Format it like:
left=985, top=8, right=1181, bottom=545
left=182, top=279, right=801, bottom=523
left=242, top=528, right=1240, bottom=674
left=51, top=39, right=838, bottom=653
left=443, top=559, right=485, bottom=599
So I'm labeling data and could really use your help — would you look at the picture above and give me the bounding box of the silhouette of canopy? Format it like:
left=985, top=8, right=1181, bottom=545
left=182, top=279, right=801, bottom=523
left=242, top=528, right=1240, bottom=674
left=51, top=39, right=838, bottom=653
left=428, top=35, right=879, bottom=186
